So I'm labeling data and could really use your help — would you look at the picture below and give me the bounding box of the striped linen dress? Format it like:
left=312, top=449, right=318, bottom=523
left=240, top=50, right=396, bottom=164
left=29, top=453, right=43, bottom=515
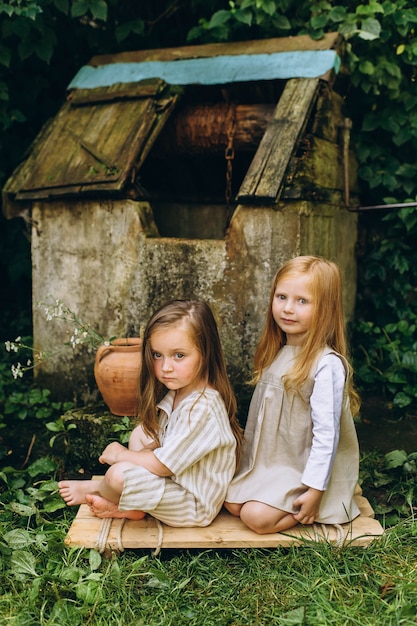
left=118, top=388, right=237, bottom=527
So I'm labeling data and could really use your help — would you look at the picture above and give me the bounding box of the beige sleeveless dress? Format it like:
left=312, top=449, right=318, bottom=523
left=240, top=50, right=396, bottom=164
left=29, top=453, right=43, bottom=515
left=226, top=345, right=360, bottom=524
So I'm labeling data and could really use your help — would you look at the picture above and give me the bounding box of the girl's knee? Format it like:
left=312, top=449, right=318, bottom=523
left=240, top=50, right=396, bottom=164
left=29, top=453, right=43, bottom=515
left=240, top=501, right=267, bottom=532
left=104, top=462, right=130, bottom=492
left=128, top=425, right=155, bottom=451
left=240, top=506, right=271, bottom=534
left=240, top=501, right=295, bottom=535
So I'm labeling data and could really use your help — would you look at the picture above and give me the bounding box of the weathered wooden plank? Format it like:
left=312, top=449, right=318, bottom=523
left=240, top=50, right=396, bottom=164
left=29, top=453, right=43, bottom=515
left=237, top=78, right=320, bottom=204
left=89, top=34, right=343, bottom=66
left=289, top=134, right=358, bottom=192
left=68, top=79, right=167, bottom=105
left=65, top=507, right=383, bottom=552
left=3, top=115, right=58, bottom=216
left=12, top=90, right=179, bottom=198
left=64, top=480, right=384, bottom=553
left=311, top=86, right=346, bottom=143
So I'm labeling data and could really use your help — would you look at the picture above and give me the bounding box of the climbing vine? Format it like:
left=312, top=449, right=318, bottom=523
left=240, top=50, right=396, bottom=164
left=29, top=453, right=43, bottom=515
left=0, top=0, right=416, bottom=412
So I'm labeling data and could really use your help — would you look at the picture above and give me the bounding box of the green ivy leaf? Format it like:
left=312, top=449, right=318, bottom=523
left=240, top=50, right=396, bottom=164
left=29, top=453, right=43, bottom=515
left=393, top=392, right=413, bottom=407
left=115, top=19, right=144, bottom=43
left=75, top=580, right=101, bottom=604
left=356, top=2, right=384, bottom=18
left=261, top=0, right=277, bottom=17
left=9, top=501, right=36, bottom=516
left=359, top=60, right=375, bottom=75
left=0, top=45, right=11, bottom=68
left=208, top=10, right=231, bottom=27
left=234, top=9, right=252, bottom=26
left=358, top=17, right=382, bottom=40
left=89, top=0, right=107, bottom=22
left=329, top=6, right=347, bottom=22
left=43, top=498, right=66, bottom=512
left=385, top=449, right=408, bottom=469
left=274, top=15, right=291, bottom=29
left=311, top=14, right=329, bottom=29
left=71, top=0, right=89, bottom=18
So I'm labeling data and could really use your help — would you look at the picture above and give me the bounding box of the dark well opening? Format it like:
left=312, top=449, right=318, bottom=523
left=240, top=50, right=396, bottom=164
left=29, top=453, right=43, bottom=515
left=137, top=81, right=286, bottom=239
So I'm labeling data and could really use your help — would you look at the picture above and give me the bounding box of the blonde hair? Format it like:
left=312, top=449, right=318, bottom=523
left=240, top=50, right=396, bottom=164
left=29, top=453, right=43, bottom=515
left=253, top=256, right=360, bottom=415
left=138, top=300, right=243, bottom=467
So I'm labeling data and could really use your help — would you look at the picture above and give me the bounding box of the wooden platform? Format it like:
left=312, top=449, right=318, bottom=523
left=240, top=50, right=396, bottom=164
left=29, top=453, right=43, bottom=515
left=64, top=481, right=384, bottom=555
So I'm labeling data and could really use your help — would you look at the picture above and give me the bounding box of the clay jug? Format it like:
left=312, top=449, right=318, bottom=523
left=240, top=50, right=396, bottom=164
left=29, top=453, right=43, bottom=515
left=94, top=338, right=142, bottom=416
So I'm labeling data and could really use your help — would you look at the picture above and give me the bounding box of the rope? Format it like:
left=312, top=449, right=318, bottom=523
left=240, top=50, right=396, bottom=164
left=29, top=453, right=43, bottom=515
left=95, top=517, right=112, bottom=554
left=332, top=523, right=345, bottom=548
left=116, top=518, right=126, bottom=553
left=320, top=523, right=328, bottom=540
left=94, top=517, right=126, bottom=554
left=151, top=519, right=164, bottom=557
left=311, top=523, right=346, bottom=547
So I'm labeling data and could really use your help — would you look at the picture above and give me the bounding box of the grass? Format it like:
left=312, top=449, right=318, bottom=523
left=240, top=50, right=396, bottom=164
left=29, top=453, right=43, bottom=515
left=0, top=375, right=416, bottom=624
left=0, top=504, right=416, bottom=625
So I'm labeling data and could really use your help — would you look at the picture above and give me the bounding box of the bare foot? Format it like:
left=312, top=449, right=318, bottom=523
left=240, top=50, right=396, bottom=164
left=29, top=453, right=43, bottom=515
left=86, top=494, right=146, bottom=520
left=58, top=480, right=99, bottom=506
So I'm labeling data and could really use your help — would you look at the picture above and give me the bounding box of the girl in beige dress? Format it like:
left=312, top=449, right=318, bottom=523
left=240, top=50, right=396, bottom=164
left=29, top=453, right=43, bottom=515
left=225, top=256, right=360, bottom=534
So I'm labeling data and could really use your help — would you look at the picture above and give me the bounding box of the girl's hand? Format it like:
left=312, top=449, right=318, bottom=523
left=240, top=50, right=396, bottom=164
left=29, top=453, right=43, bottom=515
left=99, top=442, right=127, bottom=465
left=98, top=443, right=172, bottom=477
left=292, top=488, right=324, bottom=525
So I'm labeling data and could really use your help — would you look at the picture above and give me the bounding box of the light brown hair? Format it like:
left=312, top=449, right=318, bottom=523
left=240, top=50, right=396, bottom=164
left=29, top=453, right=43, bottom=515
left=253, top=256, right=360, bottom=415
left=138, top=299, right=243, bottom=466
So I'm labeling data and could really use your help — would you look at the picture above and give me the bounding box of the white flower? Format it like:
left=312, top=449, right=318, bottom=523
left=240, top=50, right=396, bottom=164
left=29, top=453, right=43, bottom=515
left=11, top=363, right=23, bottom=379
left=5, top=298, right=120, bottom=379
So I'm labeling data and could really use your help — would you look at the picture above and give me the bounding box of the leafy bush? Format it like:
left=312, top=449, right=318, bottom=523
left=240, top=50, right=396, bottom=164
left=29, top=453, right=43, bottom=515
left=0, top=341, right=74, bottom=464
left=0, top=456, right=65, bottom=520
left=360, top=449, right=417, bottom=525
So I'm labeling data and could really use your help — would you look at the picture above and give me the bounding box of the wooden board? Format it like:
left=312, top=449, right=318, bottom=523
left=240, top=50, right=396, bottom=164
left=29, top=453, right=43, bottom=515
left=7, top=81, right=179, bottom=205
left=237, top=78, right=320, bottom=204
left=64, top=481, right=384, bottom=555
left=89, top=34, right=344, bottom=66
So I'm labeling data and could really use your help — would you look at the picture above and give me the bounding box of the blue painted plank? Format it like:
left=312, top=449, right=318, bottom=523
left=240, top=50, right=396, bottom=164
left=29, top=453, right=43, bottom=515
left=68, top=50, right=340, bottom=90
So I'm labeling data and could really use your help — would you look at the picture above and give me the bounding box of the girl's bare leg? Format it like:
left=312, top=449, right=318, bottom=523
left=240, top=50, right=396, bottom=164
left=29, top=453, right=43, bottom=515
left=240, top=501, right=299, bottom=534
left=223, top=501, right=243, bottom=516
left=59, top=460, right=146, bottom=519
left=128, top=424, right=157, bottom=451
left=58, top=479, right=101, bottom=506
left=59, top=462, right=128, bottom=506
left=86, top=494, right=146, bottom=520
left=85, top=462, right=146, bottom=519
left=59, top=426, right=156, bottom=507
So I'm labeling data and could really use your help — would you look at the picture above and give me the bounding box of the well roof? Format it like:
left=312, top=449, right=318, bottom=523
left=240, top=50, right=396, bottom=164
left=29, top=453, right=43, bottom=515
left=3, top=34, right=344, bottom=218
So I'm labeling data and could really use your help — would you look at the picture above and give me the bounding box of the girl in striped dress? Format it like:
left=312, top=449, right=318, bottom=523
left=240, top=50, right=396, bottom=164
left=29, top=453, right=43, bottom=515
left=59, top=300, right=243, bottom=527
